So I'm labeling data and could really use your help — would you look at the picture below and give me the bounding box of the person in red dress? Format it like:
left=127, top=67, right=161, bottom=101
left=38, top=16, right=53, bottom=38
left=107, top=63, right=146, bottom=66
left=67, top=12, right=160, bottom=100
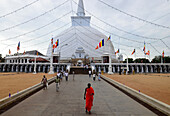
left=84, top=83, right=94, bottom=114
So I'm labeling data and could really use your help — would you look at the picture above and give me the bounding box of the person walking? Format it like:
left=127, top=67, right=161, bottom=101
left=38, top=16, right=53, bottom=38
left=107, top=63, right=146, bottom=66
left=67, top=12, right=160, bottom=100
left=55, top=75, right=60, bottom=92
left=84, top=83, right=94, bottom=114
left=89, top=70, right=91, bottom=78
left=65, top=70, right=69, bottom=81
left=60, top=71, right=63, bottom=81
left=92, top=70, right=96, bottom=81
left=41, top=75, right=47, bottom=90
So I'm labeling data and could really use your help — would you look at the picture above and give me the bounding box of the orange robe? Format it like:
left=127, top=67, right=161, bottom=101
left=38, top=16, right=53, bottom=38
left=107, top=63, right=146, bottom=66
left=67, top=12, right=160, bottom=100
left=85, top=87, right=94, bottom=111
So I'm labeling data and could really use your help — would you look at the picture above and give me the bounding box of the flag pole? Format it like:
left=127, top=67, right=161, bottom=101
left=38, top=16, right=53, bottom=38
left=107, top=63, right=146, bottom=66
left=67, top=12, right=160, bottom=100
left=49, top=38, right=54, bottom=74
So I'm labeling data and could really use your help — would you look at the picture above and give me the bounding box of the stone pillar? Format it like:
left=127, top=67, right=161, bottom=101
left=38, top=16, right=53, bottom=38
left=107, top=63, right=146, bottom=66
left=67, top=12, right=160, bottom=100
left=164, top=66, right=167, bottom=73
left=141, top=66, right=144, bottom=73
left=38, top=65, right=41, bottom=72
left=43, top=66, right=45, bottom=72
left=29, top=66, right=32, bottom=72
left=118, top=66, right=120, bottom=72
left=48, top=66, right=50, bottom=72
left=160, top=66, right=162, bottom=73
left=103, top=66, right=106, bottom=73
left=16, top=66, right=18, bottom=72
left=146, top=66, right=148, bottom=73
left=21, top=65, right=23, bottom=72
left=132, top=66, right=134, bottom=73
left=155, top=66, right=157, bottom=73
left=12, top=65, right=14, bottom=72
left=57, top=66, right=59, bottom=73
left=137, top=66, right=139, bottom=73
left=113, top=66, right=115, bottom=73
left=99, top=66, right=101, bottom=72
left=62, top=66, right=64, bottom=72
left=150, top=66, right=153, bottom=73
left=25, top=66, right=27, bottom=73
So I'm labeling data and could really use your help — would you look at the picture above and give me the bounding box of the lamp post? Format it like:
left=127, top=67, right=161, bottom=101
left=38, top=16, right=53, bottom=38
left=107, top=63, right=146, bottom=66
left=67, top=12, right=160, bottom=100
left=33, top=56, right=37, bottom=74
left=48, top=42, right=54, bottom=74
left=58, top=44, right=68, bottom=71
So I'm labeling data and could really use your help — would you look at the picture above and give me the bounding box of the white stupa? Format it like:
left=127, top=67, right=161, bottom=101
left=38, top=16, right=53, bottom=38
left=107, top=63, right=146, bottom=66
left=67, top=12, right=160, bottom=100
left=47, top=0, right=116, bottom=63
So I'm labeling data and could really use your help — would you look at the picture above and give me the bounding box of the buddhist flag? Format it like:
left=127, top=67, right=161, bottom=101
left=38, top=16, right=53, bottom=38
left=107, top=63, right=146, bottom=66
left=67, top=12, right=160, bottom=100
left=55, top=39, right=59, bottom=48
left=99, top=39, right=104, bottom=47
left=51, top=38, right=53, bottom=44
left=115, top=49, right=119, bottom=55
left=143, top=41, right=145, bottom=53
left=53, top=44, right=55, bottom=49
left=23, top=50, right=25, bottom=55
left=95, top=45, right=99, bottom=50
left=162, top=50, right=164, bottom=58
left=107, top=36, right=111, bottom=41
left=145, top=50, right=150, bottom=55
left=57, top=39, right=59, bottom=46
left=131, top=49, right=135, bottom=55
left=9, top=49, right=11, bottom=54
left=17, top=41, right=20, bottom=51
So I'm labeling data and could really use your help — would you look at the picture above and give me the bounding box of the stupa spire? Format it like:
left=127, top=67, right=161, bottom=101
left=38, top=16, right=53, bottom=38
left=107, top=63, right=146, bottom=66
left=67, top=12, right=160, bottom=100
left=77, top=0, right=85, bottom=16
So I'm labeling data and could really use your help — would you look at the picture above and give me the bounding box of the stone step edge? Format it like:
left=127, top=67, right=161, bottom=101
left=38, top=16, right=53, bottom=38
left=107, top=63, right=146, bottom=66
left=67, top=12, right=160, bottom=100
left=101, top=75, right=170, bottom=116
left=0, top=76, right=56, bottom=114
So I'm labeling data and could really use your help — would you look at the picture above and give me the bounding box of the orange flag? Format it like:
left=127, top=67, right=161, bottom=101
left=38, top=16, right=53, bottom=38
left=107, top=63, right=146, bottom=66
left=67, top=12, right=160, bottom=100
left=95, top=45, right=99, bottom=50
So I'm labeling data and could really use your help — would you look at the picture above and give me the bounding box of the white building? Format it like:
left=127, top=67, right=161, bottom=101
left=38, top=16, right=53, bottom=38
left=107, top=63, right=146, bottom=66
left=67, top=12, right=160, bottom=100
left=47, top=0, right=117, bottom=63
left=5, top=50, right=49, bottom=64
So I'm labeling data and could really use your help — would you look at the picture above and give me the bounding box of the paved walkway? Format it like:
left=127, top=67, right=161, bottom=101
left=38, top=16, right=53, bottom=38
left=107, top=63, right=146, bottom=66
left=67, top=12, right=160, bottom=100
left=1, top=75, right=156, bottom=116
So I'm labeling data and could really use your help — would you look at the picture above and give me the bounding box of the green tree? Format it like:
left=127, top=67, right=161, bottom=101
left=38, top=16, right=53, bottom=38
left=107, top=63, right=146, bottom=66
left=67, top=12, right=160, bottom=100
left=0, top=54, right=5, bottom=62
left=123, top=58, right=134, bottom=63
left=152, top=56, right=170, bottom=63
left=134, top=58, right=150, bottom=63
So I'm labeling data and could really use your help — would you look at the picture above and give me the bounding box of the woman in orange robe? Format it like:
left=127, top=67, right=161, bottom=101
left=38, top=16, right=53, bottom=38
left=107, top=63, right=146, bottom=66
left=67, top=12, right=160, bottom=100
left=84, top=83, right=94, bottom=114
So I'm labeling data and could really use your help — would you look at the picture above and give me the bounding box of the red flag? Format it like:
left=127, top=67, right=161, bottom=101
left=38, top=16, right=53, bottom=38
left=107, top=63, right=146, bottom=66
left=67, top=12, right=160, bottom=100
left=131, top=49, right=135, bottom=55
left=162, top=50, right=164, bottom=58
left=17, top=41, right=20, bottom=51
left=51, top=38, right=53, bottom=44
left=95, top=45, right=99, bottom=50
left=115, top=49, right=119, bottom=55
left=9, top=49, right=11, bottom=54
left=23, top=50, right=25, bottom=55
left=107, top=36, right=111, bottom=41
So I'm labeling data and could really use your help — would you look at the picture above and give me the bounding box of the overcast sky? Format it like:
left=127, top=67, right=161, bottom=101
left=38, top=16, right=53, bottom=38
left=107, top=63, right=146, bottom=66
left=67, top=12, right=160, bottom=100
left=0, top=0, right=170, bottom=60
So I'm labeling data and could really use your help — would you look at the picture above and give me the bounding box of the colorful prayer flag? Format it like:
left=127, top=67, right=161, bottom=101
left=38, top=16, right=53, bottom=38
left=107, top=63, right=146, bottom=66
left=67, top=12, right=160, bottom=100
left=145, top=50, right=150, bottom=55
left=131, top=49, right=135, bottom=55
left=99, top=39, right=104, bottom=47
left=107, top=36, right=111, bottom=41
left=9, top=49, right=11, bottom=54
left=55, top=39, right=59, bottom=48
left=17, top=42, right=20, bottom=51
left=143, top=41, right=145, bottom=54
left=95, top=45, right=99, bottom=50
left=51, top=38, right=53, bottom=44
left=162, top=50, right=164, bottom=58
left=53, top=44, right=55, bottom=49
left=115, top=49, right=119, bottom=55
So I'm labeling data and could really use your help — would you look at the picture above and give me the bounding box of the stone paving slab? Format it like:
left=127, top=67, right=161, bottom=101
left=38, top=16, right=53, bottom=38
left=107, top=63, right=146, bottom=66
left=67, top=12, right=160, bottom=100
left=1, top=75, right=156, bottom=116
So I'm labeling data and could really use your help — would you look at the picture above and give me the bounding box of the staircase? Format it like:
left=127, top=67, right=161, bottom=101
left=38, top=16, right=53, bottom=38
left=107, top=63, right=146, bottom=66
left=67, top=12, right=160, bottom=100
left=70, top=66, right=91, bottom=74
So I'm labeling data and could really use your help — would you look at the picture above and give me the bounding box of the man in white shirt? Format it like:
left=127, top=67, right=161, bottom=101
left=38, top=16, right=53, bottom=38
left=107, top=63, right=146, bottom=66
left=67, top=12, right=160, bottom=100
left=65, top=71, right=69, bottom=81
left=89, top=70, right=91, bottom=78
